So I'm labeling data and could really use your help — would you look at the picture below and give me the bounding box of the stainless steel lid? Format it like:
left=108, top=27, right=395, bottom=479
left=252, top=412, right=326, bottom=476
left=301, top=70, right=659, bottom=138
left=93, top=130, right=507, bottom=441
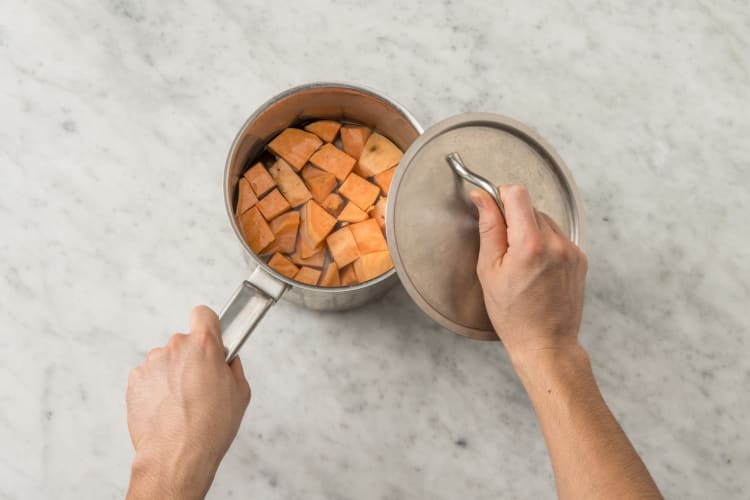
left=386, top=112, right=585, bottom=340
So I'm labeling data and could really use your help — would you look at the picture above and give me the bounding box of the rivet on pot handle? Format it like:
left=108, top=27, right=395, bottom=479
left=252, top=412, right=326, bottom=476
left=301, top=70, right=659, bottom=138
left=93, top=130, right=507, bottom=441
left=219, top=267, right=288, bottom=363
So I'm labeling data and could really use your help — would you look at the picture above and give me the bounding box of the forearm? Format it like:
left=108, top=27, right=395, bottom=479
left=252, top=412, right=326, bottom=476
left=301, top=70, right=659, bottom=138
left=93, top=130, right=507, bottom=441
left=512, top=344, right=662, bottom=500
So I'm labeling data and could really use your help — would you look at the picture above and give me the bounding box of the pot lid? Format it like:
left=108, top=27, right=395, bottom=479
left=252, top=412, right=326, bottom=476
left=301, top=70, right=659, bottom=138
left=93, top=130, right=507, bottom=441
left=386, top=112, right=584, bottom=340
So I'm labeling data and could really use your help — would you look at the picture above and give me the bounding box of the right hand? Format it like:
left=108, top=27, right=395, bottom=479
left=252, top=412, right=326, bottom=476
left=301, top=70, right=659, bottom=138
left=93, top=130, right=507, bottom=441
left=469, top=185, right=588, bottom=361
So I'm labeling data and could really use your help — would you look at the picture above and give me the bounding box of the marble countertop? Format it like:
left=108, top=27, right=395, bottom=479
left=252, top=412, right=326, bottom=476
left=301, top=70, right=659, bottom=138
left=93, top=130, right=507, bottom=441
left=1, top=1, right=748, bottom=498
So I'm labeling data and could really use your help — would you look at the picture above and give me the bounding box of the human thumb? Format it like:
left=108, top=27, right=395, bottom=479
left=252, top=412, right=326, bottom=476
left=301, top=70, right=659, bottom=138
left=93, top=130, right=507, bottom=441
left=469, top=189, right=509, bottom=268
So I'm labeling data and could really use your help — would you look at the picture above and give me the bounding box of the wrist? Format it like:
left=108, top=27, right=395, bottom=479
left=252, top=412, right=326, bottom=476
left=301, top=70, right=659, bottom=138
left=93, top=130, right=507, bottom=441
left=128, top=442, right=219, bottom=500
left=509, top=342, right=592, bottom=392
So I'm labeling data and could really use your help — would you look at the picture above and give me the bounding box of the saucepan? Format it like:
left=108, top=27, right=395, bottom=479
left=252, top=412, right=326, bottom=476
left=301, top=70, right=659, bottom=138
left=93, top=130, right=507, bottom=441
left=218, top=82, right=585, bottom=361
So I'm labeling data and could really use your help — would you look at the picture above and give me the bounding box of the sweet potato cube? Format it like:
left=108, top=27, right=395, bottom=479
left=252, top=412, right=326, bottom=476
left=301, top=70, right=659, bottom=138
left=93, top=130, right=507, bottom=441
left=373, top=166, right=396, bottom=195
left=338, top=173, right=380, bottom=210
left=237, top=206, right=275, bottom=254
left=350, top=218, right=388, bottom=254
left=304, top=120, right=341, bottom=143
left=357, top=133, right=403, bottom=177
left=294, top=266, right=322, bottom=286
left=340, top=125, right=372, bottom=159
left=300, top=200, right=337, bottom=248
left=244, top=162, right=276, bottom=196
left=268, top=252, right=299, bottom=279
left=269, top=158, right=312, bottom=207
left=260, top=211, right=300, bottom=255
left=321, top=192, right=344, bottom=215
left=301, top=165, right=337, bottom=203
left=326, top=227, right=360, bottom=268
left=309, top=143, right=356, bottom=181
left=337, top=202, right=369, bottom=223
left=369, top=197, right=387, bottom=231
left=256, top=188, right=291, bottom=220
left=318, top=262, right=341, bottom=287
left=353, top=251, right=393, bottom=282
left=267, top=128, right=322, bottom=171
left=290, top=240, right=325, bottom=268
left=235, top=177, right=258, bottom=216
left=340, top=264, right=358, bottom=286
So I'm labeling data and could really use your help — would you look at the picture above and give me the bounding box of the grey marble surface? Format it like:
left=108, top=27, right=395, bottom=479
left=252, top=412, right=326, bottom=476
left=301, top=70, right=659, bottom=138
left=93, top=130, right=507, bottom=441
left=1, top=1, right=748, bottom=498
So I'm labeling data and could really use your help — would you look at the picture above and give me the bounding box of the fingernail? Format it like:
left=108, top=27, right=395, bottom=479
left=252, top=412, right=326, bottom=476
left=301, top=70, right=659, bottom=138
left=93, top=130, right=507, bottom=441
left=469, top=190, right=485, bottom=210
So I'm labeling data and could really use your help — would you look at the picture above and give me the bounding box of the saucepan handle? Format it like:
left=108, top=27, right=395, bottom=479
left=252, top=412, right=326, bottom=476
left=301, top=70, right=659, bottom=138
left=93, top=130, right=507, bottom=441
left=219, top=266, right=288, bottom=362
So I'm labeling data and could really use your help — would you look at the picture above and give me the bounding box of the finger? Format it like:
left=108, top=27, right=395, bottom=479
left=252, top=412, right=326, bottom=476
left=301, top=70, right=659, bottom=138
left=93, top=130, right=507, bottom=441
left=189, top=305, right=221, bottom=342
left=539, top=212, right=566, bottom=238
left=499, top=185, right=540, bottom=244
left=229, top=355, right=248, bottom=385
left=469, top=189, right=509, bottom=268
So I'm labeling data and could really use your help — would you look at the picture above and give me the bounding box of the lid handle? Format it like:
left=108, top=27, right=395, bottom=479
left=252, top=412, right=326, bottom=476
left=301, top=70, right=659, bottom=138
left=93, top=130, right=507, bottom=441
left=445, top=152, right=506, bottom=217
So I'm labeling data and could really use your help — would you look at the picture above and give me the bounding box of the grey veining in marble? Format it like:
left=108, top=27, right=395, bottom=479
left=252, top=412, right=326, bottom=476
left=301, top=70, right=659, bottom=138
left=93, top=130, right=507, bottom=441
left=1, top=0, right=748, bottom=498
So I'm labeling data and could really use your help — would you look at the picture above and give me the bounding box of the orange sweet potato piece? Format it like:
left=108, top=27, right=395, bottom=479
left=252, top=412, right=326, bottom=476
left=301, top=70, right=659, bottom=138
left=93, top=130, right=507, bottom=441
left=337, top=202, right=369, bottom=223
left=290, top=240, right=325, bottom=268
left=304, top=120, right=341, bottom=143
left=268, top=252, right=299, bottom=279
left=368, top=197, right=387, bottom=231
left=260, top=211, right=299, bottom=255
left=340, top=125, right=372, bottom=159
left=237, top=206, right=275, bottom=254
left=357, top=133, right=403, bottom=177
left=318, top=262, right=341, bottom=287
left=267, top=128, right=322, bottom=171
left=294, top=266, right=322, bottom=286
left=309, top=143, right=357, bottom=181
left=269, top=158, right=312, bottom=207
left=301, top=165, right=336, bottom=203
left=235, top=177, right=258, bottom=216
left=256, top=188, right=291, bottom=220
left=349, top=218, right=388, bottom=254
left=326, top=226, right=360, bottom=268
left=372, top=166, right=396, bottom=195
left=338, top=173, right=380, bottom=210
left=340, top=264, right=358, bottom=286
left=300, top=199, right=337, bottom=249
left=321, top=192, right=344, bottom=215
left=244, top=162, right=276, bottom=196
left=353, top=251, right=393, bottom=282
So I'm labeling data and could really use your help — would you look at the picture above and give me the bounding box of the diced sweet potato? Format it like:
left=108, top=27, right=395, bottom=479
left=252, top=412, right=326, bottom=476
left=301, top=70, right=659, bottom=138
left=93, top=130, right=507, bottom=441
left=268, top=252, right=299, bottom=279
left=300, top=199, right=337, bottom=249
left=350, top=218, right=388, bottom=254
left=353, top=251, right=393, bottom=282
left=357, top=133, right=403, bottom=177
left=340, top=125, right=371, bottom=159
left=372, top=166, right=396, bottom=195
left=326, top=226, right=360, bottom=268
left=256, top=188, right=291, bottom=220
left=294, top=266, right=322, bottom=286
left=309, top=143, right=357, bottom=181
left=304, top=120, right=341, bottom=143
left=337, top=202, right=369, bottom=223
left=318, top=262, right=341, bottom=287
left=235, top=177, right=258, bottom=216
left=290, top=240, right=325, bottom=268
left=237, top=206, right=275, bottom=254
left=339, top=264, right=359, bottom=286
left=340, top=264, right=358, bottom=286
left=321, top=192, right=344, bottom=215
left=260, top=211, right=300, bottom=255
left=338, top=173, right=380, bottom=210
left=244, top=162, right=276, bottom=196
left=301, top=165, right=336, bottom=203
left=269, top=158, right=312, bottom=207
left=267, top=128, right=322, bottom=171
left=368, top=197, right=387, bottom=231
